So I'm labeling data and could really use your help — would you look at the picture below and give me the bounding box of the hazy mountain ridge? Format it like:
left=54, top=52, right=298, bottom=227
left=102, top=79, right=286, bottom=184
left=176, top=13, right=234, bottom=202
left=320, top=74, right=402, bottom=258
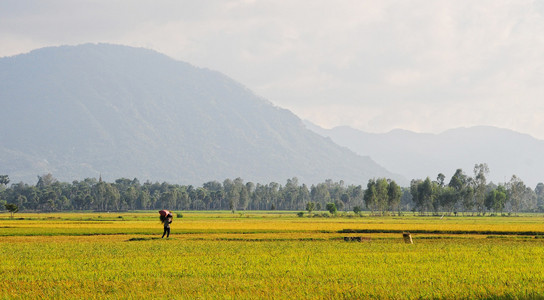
left=0, top=43, right=402, bottom=185
left=305, top=121, right=544, bottom=187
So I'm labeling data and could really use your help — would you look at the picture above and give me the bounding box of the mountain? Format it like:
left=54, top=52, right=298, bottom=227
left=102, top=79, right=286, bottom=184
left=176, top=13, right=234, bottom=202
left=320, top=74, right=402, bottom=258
left=0, top=43, right=402, bottom=185
left=305, top=121, right=544, bottom=187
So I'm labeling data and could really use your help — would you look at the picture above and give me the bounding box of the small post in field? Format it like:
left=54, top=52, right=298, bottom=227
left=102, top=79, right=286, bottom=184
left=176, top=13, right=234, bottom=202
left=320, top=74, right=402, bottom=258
left=403, top=232, right=413, bottom=244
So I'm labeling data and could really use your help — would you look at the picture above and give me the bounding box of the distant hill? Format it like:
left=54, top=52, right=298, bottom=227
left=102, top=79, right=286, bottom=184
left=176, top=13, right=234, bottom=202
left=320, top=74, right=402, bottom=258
left=305, top=121, right=544, bottom=187
left=0, top=43, right=402, bottom=185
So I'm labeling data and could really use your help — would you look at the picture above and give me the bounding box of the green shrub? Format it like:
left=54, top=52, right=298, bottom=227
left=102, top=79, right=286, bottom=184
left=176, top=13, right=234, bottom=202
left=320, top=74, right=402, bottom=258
left=326, top=203, right=337, bottom=214
left=353, top=206, right=362, bottom=214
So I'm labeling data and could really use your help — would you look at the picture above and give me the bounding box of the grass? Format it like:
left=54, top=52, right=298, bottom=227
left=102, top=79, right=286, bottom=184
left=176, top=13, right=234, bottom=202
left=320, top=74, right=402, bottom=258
left=1, top=211, right=544, bottom=299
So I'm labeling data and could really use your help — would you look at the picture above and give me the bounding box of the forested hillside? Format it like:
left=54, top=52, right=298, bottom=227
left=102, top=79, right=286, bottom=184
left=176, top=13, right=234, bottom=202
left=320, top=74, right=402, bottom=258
left=0, top=44, right=400, bottom=185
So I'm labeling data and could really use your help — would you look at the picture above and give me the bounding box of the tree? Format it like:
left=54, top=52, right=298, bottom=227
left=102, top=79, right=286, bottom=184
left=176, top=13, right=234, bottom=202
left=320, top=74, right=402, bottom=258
left=210, top=190, right=223, bottom=210
left=461, top=186, right=475, bottom=215
left=410, top=179, right=422, bottom=213
left=535, top=183, right=544, bottom=212
left=36, top=173, right=58, bottom=188
left=507, top=175, right=525, bottom=215
left=91, top=179, right=120, bottom=211
left=485, top=185, right=506, bottom=214
left=448, top=169, right=466, bottom=191
left=40, top=190, right=58, bottom=211
left=137, top=189, right=151, bottom=210
left=420, top=177, right=435, bottom=214
left=495, top=185, right=507, bottom=214
left=127, top=186, right=140, bottom=210
left=436, top=173, right=445, bottom=187
left=340, top=193, right=350, bottom=212
left=0, top=175, right=9, bottom=211
left=326, top=202, right=337, bottom=215
left=306, top=202, right=316, bottom=215
left=387, top=180, right=402, bottom=215
left=239, top=183, right=250, bottom=211
left=521, top=187, right=537, bottom=212
left=375, top=178, right=389, bottom=214
left=160, top=189, right=178, bottom=210
left=348, top=185, right=363, bottom=210
left=5, top=203, right=19, bottom=218
left=310, top=183, right=330, bottom=209
left=473, top=163, right=489, bottom=215
left=298, top=184, right=311, bottom=211
left=353, top=206, right=362, bottom=215
left=223, top=178, right=240, bottom=213
left=448, top=169, right=472, bottom=214
left=411, top=178, right=436, bottom=215
left=334, top=199, right=344, bottom=211
left=438, top=186, right=456, bottom=214
left=364, top=180, right=378, bottom=214
left=400, top=188, right=414, bottom=212
left=282, top=178, right=299, bottom=210
left=195, top=188, right=208, bottom=209
left=0, top=175, right=9, bottom=187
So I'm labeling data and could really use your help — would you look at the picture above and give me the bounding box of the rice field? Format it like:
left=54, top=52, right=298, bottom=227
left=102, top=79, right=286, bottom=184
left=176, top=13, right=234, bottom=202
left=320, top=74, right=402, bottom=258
left=1, top=211, right=544, bottom=299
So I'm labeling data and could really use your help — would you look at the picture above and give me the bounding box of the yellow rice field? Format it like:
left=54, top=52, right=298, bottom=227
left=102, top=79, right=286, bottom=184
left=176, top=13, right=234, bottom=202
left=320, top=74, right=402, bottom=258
left=1, top=212, right=544, bottom=299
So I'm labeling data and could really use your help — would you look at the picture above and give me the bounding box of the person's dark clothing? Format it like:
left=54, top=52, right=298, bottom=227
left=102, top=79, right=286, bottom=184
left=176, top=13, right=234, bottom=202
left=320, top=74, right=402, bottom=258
left=162, top=217, right=172, bottom=238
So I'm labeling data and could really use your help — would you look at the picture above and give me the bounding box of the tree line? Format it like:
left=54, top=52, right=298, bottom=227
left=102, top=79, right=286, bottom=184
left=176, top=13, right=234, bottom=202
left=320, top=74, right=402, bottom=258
left=0, top=174, right=366, bottom=213
left=1, top=164, right=544, bottom=214
left=409, top=164, right=544, bottom=215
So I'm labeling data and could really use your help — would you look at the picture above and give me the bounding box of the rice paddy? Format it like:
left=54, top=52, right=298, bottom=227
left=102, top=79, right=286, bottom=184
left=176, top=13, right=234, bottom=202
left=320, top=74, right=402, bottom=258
left=1, top=211, right=544, bottom=299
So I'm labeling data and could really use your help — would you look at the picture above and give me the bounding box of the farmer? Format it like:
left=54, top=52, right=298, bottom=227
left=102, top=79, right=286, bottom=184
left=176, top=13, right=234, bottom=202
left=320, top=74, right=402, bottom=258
left=160, top=213, right=173, bottom=238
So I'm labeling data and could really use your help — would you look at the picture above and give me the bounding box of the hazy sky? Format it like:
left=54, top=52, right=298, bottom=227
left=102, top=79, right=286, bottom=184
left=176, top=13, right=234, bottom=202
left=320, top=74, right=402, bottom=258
left=2, top=1, right=544, bottom=139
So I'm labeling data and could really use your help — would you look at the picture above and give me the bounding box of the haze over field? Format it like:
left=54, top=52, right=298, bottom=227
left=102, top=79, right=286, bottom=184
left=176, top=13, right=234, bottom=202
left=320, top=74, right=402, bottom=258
left=2, top=1, right=544, bottom=140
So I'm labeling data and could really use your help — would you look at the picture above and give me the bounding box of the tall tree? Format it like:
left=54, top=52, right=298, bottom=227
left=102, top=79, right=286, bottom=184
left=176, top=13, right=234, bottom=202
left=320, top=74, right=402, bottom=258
left=438, top=186, right=457, bottom=214
left=340, top=193, right=350, bottom=212
left=535, top=182, right=544, bottom=212
left=348, top=185, right=364, bottom=210
left=364, top=179, right=378, bottom=214
left=375, top=178, right=389, bottom=214
left=387, top=180, right=402, bottom=215
left=419, top=177, right=435, bottom=215
left=448, top=169, right=472, bottom=214
left=223, top=178, right=242, bottom=212
left=138, top=189, right=151, bottom=210
left=507, top=175, right=525, bottom=214
left=521, top=187, right=537, bottom=212
left=311, top=183, right=330, bottom=209
left=410, top=179, right=422, bottom=213
left=473, top=163, right=489, bottom=215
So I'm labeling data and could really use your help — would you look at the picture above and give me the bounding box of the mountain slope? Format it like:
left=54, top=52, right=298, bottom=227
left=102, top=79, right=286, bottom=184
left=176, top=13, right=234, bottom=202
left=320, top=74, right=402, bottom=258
left=0, top=43, right=402, bottom=185
left=305, top=121, right=544, bottom=187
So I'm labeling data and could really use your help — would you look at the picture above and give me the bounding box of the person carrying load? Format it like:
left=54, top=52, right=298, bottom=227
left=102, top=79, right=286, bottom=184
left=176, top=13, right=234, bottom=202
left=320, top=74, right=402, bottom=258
left=159, top=210, right=173, bottom=238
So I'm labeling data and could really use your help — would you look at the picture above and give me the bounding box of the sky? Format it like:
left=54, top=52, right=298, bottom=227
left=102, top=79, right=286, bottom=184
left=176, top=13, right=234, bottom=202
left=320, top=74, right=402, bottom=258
left=2, top=0, right=544, bottom=139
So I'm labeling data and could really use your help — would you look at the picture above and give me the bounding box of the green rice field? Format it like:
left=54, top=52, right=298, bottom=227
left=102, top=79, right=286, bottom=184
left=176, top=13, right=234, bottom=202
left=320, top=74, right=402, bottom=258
left=1, top=211, right=543, bottom=299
